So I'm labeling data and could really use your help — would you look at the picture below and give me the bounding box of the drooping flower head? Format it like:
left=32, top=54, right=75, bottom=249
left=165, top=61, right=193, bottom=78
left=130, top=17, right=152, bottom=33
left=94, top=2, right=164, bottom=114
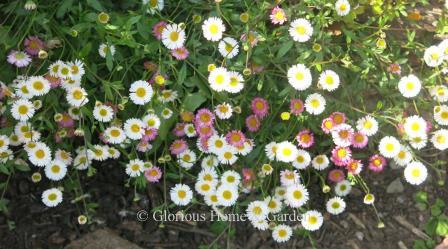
left=251, top=97, right=269, bottom=118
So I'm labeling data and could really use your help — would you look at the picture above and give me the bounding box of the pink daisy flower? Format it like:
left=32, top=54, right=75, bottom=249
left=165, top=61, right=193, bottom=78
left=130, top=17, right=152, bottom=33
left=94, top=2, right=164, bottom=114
left=321, top=117, right=335, bottom=134
left=173, top=123, right=186, bottom=137
left=368, top=154, right=387, bottom=172
left=145, top=166, right=162, bottom=183
left=171, top=47, right=189, bottom=60
left=246, top=114, right=261, bottom=132
left=143, top=128, right=158, bottom=142
left=195, top=108, right=215, bottom=127
left=58, top=113, right=75, bottom=128
left=46, top=75, right=62, bottom=88
left=170, top=139, right=188, bottom=155
left=347, top=159, right=363, bottom=175
left=328, top=169, right=345, bottom=183
left=296, top=129, right=314, bottom=148
left=24, top=36, right=45, bottom=56
left=197, top=136, right=210, bottom=152
left=330, top=146, right=352, bottom=167
left=251, top=97, right=269, bottom=118
left=152, top=21, right=167, bottom=40
left=330, top=112, right=347, bottom=127
left=137, top=141, right=153, bottom=152
left=290, top=99, right=304, bottom=115
left=270, top=6, right=287, bottom=25
left=351, top=132, right=369, bottom=148
left=225, top=130, right=246, bottom=147
left=7, top=50, right=32, bottom=68
left=331, top=124, right=354, bottom=147
left=196, top=125, right=214, bottom=138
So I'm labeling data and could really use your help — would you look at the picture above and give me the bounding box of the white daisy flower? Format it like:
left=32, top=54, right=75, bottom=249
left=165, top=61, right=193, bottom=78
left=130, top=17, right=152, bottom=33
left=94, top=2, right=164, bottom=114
left=8, top=134, right=21, bottom=147
left=264, top=196, right=282, bottom=214
left=27, top=76, right=50, bottom=96
left=431, top=129, right=448, bottom=150
left=42, top=188, right=63, bottom=207
left=158, top=89, right=178, bottom=103
left=221, top=170, right=241, bottom=186
left=429, top=85, right=448, bottom=102
left=236, top=140, right=254, bottom=156
left=311, top=154, right=330, bottom=170
left=44, top=160, right=67, bottom=181
left=356, top=116, right=378, bottom=136
left=265, top=142, right=278, bottom=161
left=0, top=135, right=10, bottom=153
left=217, top=146, right=238, bottom=165
left=129, top=80, right=153, bottom=105
left=208, top=67, right=230, bottom=92
left=54, top=149, right=72, bottom=165
left=276, top=141, right=298, bottom=163
left=178, top=149, right=196, bottom=169
left=215, top=102, right=233, bottom=119
left=93, top=104, right=114, bottom=122
left=216, top=184, right=238, bottom=207
left=124, top=118, right=146, bottom=140
left=285, top=183, right=309, bottom=208
left=195, top=180, right=216, bottom=196
left=335, top=180, right=352, bottom=196
left=57, top=63, right=72, bottom=79
left=272, top=224, right=292, bottom=243
left=125, top=159, right=145, bottom=177
left=143, top=0, right=164, bottom=14
left=301, top=210, right=323, bottom=231
left=410, top=134, right=428, bottom=150
left=142, top=113, right=161, bottom=130
left=398, top=74, right=421, bottom=98
left=280, top=170, right=300, bottom=186
left=68, top=59, right=85, bottom=80
left=331, top=124, right=354, bottom=147
left=66, top=87, right=89, bottom=107
left=170, top=183, right=193, bottom=206
left=104, top=126, right=126, bottom=144
left=326, top=197, right=346, bottom=215
left=305, top=93, right=326, bottom=115
left=88, top=145, right=110, bottom=161
left=394, top=145, right=413, bottom=167
left=292, top=149, right=311, bottom=169
left=318, top=70, right=340, bottom=91
left=162, top=23, right=185, bottom=49
left=68, top=107, right=81, bottom=120
left=202, top=17, right=225, bottom=42
left=11, top=99, right=35, bottom=121
left=246, top=201, right=269, bottom=222
left=201, top=155, right=219, bottom=168
left=73, top=153, right=91, bottom=170
left=204, top=192, right=220, bottom=206
left=404, top=161, right=428, bottom=185
left=15, top=81, right=34, bottom=99
left=107, top=146, right=120, bottom=159
left=252, top=219, right=269, bottom=231
left=378, top=136, right=401, bottom=158
left=48, top=60, right=64, bottom=77
left=161, top=108, right=173, bottom=119
left=287, top=64, right=312, bottom=91
left=218, top=37, right=239, bottom=59
left=184, top=123, right=197, bottom=137
left=289, top=18, right=313, bottom=42
left=335, top=0, right=350, bottom=16
left=227, top=71, right=244, bottom=93
left=404, top=115, right=427, bottom=138
left=197, top=167, right=218, bottom=182
left=28, top=142, right=52, bottom=167
left=434, top=105, right=448, bottom=126
left=424, top=45, right=443, bottom=67
left=98, top=43, right=116, bottom=58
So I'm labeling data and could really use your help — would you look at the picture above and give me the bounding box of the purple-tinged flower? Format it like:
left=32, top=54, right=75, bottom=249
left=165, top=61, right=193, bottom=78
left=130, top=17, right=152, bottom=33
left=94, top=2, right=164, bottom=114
left=246, top=114, right=260, bottom=132
left=251, top=97, right=269, bottom=118
left=171, top=47, right=189, bottom=60
left=290, top=99, right=304, bottom=115
left=24, top=36, right=45, bottom=56
left=296, top=129, right=314, bottom=148
left=145, top=166, right=162, bottom=183
left=170, top=139, right=188, bottom=155
left=225, top=130, right=246, bottom=147
left=328, top=169, right=345, bottom=183
left=270, top=6, right=287, bottom=25
left=368, top=154, right=387, bottom=172
left=152, top=21, right=167, bottom=40
left=7, top=50, right=32, bottom=68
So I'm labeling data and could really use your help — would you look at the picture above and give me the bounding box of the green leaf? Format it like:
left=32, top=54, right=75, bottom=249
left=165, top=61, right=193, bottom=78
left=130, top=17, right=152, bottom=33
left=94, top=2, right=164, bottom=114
left=436, top=217, right=448, bottom=236
left=209, top=221, right=228, bottom=235
left=276, top=40, right=294, bottom=59
left=0, top=164, right=10, bottom=175
left=106, top=52, right=113, bottom=71
left=177, top=63, right=187, bottom=85
left=15, top=163, right=30, bottom=172
left=86, top=0, right=104, bottom=11
left=56, top=0, right=74, bottom=18
left=183, top=93, right=206, bottom=111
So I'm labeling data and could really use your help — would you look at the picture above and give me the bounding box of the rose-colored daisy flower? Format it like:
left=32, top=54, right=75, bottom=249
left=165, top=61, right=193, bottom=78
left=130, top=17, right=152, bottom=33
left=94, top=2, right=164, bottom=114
left=251, top=97, right=269, bottom=118
left=24, top=36, right=45, bottom=56
left=328, top=169, right=345, bottom=183
left=152, top=21, right=167, bottom=40
left=170, top=139, right=188, bottom=155
left=143, top=128, right=158, bottom=142
left=246, top=114, right=261, bottom=132
left=171, top=47, right=189, bottom=60
left=270, top=6, right=287, bottom=25
left=330, top=146, right=352, bottom=167
left=145, top=166, right=162, bottom=183
left=137, top=141, right=152, bottom=152
left=296, top=129, right=314, bottom=148
left=173, top=123, right=186, bottom=137
left=290, top=99, right=304, bottom=115
left=197, top=136, right=210, bottom=152
left=196, top=124, right=214, bottom=138
left=321, top=117, right=335, bottom=134
left=330, top=112, right=347, bottom=126
left=347, top=159, right=363, bottom=175
left=58, top=113, right=75, bottom=128
left=226, top=130, right=246, bottom=147
left=368, top=154, right=387, bottom=172
left=7, top=50, right=32, bottom=68
left=351, top=131, right=368, bottom=148
left=195, top=108, right=215, bottom=127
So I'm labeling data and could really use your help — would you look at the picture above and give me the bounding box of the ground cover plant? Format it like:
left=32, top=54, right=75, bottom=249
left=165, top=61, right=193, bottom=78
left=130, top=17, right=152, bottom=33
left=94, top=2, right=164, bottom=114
left=1, top=0, right=448, bottom=248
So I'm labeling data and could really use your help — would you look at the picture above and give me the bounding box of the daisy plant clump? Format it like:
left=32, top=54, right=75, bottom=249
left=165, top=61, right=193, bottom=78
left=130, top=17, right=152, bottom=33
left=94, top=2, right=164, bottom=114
left=0, top=0, right=447, bottom=245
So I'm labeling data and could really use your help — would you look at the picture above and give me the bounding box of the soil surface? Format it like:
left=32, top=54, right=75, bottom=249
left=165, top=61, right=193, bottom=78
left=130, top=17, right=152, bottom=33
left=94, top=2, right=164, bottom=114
left=0, top=160, right=447, bottom=249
